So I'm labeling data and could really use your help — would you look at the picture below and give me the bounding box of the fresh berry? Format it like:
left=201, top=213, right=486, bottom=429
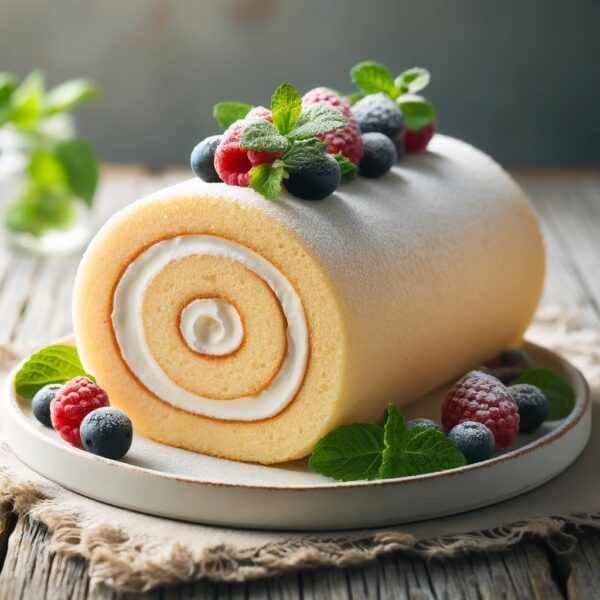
left=352, top=93, right=404, bottom=142
left=214, top=117, right=280, bottom=187
left=448, top=421, right=495, bottom=464
left=302, top=87, right=353, bottom=118
left=32, top=383, right=62, bottom=428
left=247, top=105, right=274, bottom=121
left=302, top=88, right=363, bottom=165
left=190, top=135, right=222, bottom=183
left=484, top=348, right=533, bottom=384
left=441, top=371, right=520, bottom=448
left=403, top=123, right=435, bottom=153
left=406, top=418, right=444, bottom=434
left=509, top=384, right=549, bottom=433
left=80, top=407, right=133, bottom=460
left=359, top=132, right=397, bottom=178
left=50, top=377, right=110, bottom=448
left=283, top=154, right=340, bottom=201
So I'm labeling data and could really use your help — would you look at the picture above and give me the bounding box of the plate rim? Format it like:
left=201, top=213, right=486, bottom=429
left=2, top=340, right=591, bottom=492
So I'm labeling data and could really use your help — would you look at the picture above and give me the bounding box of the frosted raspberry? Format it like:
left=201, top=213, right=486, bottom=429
left=441, top=371, right=520, bottom=448
left=403, top=122, right=435, bottom=152
left=50, top=377, right=110, bottom=448
left=302, top=88, right=363, bottom=165
left=214, top=114, right=281, bottom=187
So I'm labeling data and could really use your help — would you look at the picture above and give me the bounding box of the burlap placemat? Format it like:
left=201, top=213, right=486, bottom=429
left=0, top=306, right=598, bottom=594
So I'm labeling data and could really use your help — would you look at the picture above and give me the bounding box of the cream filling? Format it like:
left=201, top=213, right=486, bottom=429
left=179, top=298, right=243, bottom=356
left=111, top=235, right=309, bottom=421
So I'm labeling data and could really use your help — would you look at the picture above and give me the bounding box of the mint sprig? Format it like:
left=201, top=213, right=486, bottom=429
left=15, top=344, right=95, bottom=399
left=333, top=152, right=357, bottom=179
left=510, top=368, right=575, bottom=420
left=351, top=61, right=436, bottom=130
left=309, top=404, right=466, bottom=482
left=236, top=82, right=346, bottom=202
left=213, top=101, right=253, bottom=129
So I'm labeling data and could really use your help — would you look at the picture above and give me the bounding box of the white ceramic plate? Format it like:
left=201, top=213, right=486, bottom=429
left=1, top=341, right=591, bottom=531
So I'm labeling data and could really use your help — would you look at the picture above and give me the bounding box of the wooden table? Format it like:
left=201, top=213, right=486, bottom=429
left=1, top=168, right=599, bottom=599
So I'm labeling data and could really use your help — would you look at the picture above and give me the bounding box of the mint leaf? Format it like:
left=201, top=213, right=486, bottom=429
left=511, top=368, right=575, bottom=420
left=347, top=92, right=365, bottom=105
left=10, top=70, right=45, bottom=130
left=351, top=61, right=398, bottom=97
left=308, top=423, right=384, bottom=481
left=398, top=98, right=436, bottom=130
left=0, top=72, right=16, bottom=126
left=381, top=426, right=466, bottom=479
left=15, top=344, right=93, bottom=399
left=240, top=120, right=289, bottom=153
left=44, top=79, right=97, bottom=116
left=271, top=82, right=302, bottom=135
left=213, top=101, right=252, bottom=129
left=249, top=159, right=286, bottom=202
left=333, top=152, right=357, bottom=179
left=5, top=184, right=75, bottom=236
left=55, top=139, right=99, bottom=206
left=394, top=68, right=430, bottom=94
left=28, top=150, right=66, bottom=188
left=288, top=105, right=346, bottom=140
left=282, top=138, right=327, bottom=168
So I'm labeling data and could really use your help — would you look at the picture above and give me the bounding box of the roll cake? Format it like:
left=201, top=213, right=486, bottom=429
left=73, top=135, right=545, bottom=464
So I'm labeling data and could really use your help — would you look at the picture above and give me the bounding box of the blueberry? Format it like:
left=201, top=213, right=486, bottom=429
left=283, top=154, right=340, bottom=201
left=80, top=407, right=133, bottom=460
left=500, top=349, right=532, bottom=370
left=352, top=93, right=404, bottom=142
left=406, top=418, right=444, bottom=434
left=359, top=132, right=397, bottom=178
left=32, top=383, right=62, bottom=427
left=448, top=421, right=495, bottom=464
left=509, top=384, right=548, bottom=433
left=190, top=135, right=222, bottom=183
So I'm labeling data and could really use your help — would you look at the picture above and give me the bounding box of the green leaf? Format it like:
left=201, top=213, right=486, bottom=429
left=511, top=368, right=575, bottom=420
left=10, top=70, right=45, bottom=130
left=0, top=72, right=17, bottom=126
left=5, top=184, right=75, bottom=237
left=308, top=423, right=384, bottom=481
left=394, top=67, right=431, bottom=94
left=44, top=79, right=97, bottom=116
left=288, top=105, right=346, bottom=140
left=333, top=152, right=357, bottom=179
left=346, top=92, right=365, bottom=105
left=15, top=344, right=94, bottom=399
left=351, top=61, right=398, bottom=97
left=380, top=426, right=466, bottom=479
left=398, top=98, right=436, bottom=130
left=249, top=159, right=286, bottom=202
left=271, top=82, right=302, bottom=135
left=240, top=120, right=289, bottom=153
left=283, top=138, right=328, bottom=168
left=213, top=101, right=252, bottom=129
left=28, top=151, right=66, bottom=187
left=55, top=139, right=99, bottom=206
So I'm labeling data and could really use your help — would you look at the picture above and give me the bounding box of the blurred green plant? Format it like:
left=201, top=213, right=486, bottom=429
left=0, top=70, right=99, bottom=236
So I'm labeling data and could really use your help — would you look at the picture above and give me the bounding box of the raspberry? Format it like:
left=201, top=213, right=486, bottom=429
left=50, top=377, right=110, bottom=448
left=214, top=112, right=280, bottom=187
left=403, top=122, right=435, bottom=152
left=441, top=371, right=520, bottom=448
left=302, top=88, right=363, bottom=165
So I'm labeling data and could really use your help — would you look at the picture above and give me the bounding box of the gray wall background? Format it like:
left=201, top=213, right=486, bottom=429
left=1, top=0, right=599, bottom=169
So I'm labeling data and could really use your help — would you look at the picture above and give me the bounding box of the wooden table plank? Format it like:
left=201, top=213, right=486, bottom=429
left=0, top=168, right=598, bottom=599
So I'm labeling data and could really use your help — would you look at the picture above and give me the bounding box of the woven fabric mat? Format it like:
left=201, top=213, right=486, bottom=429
left=1, top=306, right=599, bottom=595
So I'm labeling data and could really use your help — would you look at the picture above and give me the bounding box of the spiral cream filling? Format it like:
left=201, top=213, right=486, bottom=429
left=111, top=235, right=309, bottom=421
